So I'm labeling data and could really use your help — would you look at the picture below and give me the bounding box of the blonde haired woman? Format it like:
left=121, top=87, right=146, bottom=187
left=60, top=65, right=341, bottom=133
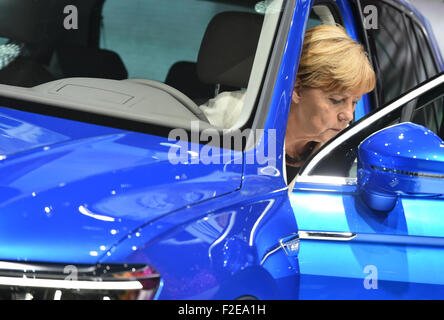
left=284, top=25, right=376, bottom=181
left=201, top=24, right=376, bottom=182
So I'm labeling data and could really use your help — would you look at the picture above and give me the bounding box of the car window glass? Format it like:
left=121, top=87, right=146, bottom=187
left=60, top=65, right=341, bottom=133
left=97, top=0, right=285, bottom=131
left=100, top=0, right=255, bottom=82
left=307, top=11, right=322, bottom=29
left=411, top=90, right=444, bottom=138
left=411, top=99, right=443, bottom=138
left=308, top=106, right=403, bottom=177
left=405, top=16, right=427, bottom=84
left=306, top=81, right=444, bottom=178
left=307, top=3, right=344, bottom=28
left=412, top=21, right=439, bottom=78
left=361, top=1, right=421, bottom=105
left=0, top=0, right=287, bottom=136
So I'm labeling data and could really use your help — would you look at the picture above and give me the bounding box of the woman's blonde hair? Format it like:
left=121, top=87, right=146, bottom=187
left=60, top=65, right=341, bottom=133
left=297, top=24, right=376, bottom=93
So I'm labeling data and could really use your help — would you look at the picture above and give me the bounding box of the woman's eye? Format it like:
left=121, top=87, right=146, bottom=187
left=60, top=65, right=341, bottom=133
left=329, top=98, right=342, bottom=104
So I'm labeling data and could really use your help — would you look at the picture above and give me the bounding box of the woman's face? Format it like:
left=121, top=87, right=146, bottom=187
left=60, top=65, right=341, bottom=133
left=290, top=85, right=364, bottom=143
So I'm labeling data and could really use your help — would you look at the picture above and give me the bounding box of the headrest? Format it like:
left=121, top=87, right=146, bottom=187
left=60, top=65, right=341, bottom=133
left=54, top=47, right=128, bottom=80
left=197, top=11, right=263, bottom=88
left=0, top=0, right=66, bottom=44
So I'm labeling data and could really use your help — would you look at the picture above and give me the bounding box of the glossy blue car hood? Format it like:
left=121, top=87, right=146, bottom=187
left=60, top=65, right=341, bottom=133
left=0, top=108, right=242, bottom=264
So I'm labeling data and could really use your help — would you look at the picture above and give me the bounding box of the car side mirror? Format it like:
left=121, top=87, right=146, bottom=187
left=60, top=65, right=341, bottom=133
left=357, top=122, right=444, bottom=212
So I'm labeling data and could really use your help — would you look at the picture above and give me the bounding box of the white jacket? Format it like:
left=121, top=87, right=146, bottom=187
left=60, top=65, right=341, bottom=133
left=200, top=90, right=246, bottom=128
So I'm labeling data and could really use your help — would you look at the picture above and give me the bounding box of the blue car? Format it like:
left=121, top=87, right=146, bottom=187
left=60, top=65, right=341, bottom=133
left=0, top=0, right=442, bottom=300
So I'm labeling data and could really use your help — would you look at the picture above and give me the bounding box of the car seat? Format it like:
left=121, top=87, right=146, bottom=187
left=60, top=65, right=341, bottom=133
left=165, top=11, right=263, bottom=104
left=50, top=46, right=128, bottom=80
left=49, top=0, right=128, bottom=81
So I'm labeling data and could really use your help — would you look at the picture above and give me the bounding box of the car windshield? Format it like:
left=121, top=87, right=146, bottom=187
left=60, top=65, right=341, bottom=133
left=0, top=0, right=285, bottom=133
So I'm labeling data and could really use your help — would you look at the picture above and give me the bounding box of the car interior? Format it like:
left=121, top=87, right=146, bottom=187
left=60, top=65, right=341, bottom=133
left=0, top=0, right=345, bottom=132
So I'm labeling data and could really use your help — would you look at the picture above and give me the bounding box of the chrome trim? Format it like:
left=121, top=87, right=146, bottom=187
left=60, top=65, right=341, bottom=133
left=260, top=231, right=357, bottom=265
left=249, top=199, right=275, bottom=246
left=300, top=74, right=444, bottom=177
left=279, top=233, right=300, bottom=257
left=208, top=211, right=237, bottom=259
left=295, top=175, right=357, bottom=186
left=0, top=261, right=158, bottom=291
left=370, top=165, right=444, bottom=179
left=260, top=245, right=281, bottom=266
left=260, top=233, right=299, bottom=265
left=0, top=276, right=143, bottom=291
left=0, top=261, right=95, bottom=274
left=298, top=231, right=357, bottom=241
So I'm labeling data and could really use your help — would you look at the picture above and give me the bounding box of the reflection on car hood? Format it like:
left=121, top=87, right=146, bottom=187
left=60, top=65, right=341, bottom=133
left=0, top=108, right=242, bottom=264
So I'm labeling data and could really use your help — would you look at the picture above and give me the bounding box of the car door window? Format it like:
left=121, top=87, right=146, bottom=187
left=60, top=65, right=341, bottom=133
left=404, top=15, right=427, bottom=84
left=100, top=0, right=255, bottom=82
left=411, top=82, right=444, bottom=138
left=361, top=1, right=417, bottom=105
left=301, top=76, right=444, bottom=179
left=308, top=1, right=344, bottom=28
left=411, top=99, right=443, bottom=137
left=360, top=0, right=439, bottom=108
left=97, top=0, right=287, bottom=132
left=411, top=19, right=439, bottom=78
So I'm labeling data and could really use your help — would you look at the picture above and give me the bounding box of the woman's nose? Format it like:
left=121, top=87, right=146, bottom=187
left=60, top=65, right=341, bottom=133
left=338, top=110, right=353, bottom=123
left=338, top=101, right=355, bottom=123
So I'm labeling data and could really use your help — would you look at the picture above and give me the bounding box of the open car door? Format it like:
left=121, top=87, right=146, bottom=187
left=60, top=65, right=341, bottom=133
left=286, top=73, right=444, bottom=299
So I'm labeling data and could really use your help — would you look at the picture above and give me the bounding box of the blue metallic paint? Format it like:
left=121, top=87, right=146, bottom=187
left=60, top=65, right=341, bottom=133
left=0, top=108, right=243, bottom=264
left=104, top=192, right=300, bottom=299
left=0, top=0, right=442, bottom=300
left=358, top=123, right=444, bottom=210
left=291, top=188, right=444, bottom=299
left=359, top=123, right=444, bottom=177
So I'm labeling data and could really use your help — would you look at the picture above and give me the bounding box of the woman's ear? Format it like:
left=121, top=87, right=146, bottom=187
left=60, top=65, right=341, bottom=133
left=292, top=79, right=302, bottom=105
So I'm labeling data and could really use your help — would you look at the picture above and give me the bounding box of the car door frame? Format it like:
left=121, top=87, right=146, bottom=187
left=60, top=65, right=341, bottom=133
left=284, top=73, right=444, bottom=299
left=353, top=0, right=443, bottom=111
